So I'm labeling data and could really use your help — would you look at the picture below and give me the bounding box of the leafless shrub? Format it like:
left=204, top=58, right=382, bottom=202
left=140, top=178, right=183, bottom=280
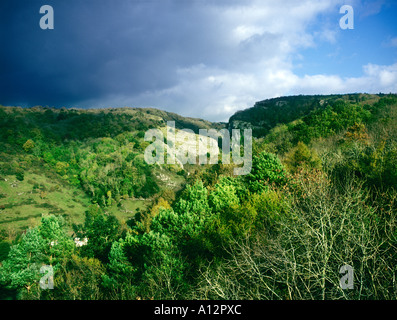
left=196, top=172, right=396, bottom=300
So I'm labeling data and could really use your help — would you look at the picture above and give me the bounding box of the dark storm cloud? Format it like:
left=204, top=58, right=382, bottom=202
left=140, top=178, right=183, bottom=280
left=0, top=0, right=229, bottom=108
left=0, top=0, right=332, bottom=119
left=2, top=1, right=395, bottom=121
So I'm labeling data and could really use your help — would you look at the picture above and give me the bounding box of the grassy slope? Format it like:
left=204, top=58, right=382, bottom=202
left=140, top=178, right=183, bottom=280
left=0, top=105, right=222, bottom=236
left=0, top=171, right=91, bottom=234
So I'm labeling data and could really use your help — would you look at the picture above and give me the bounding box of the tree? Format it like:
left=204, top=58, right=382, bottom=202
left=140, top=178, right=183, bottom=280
left=246, top=151, right=287, bottom=193
left=55, top=161, right=69, bottom=176
left=174, top=180, right=211, bottom=216
left=79, top=205, right=121, bottom=263
left=0, top=215, right=75, bottom=299
left=138, top=230, right=188, bottom=299
left=283, top=142, right=321, bottom=173
left=197, top=175, right=396, bottom=300
left=139, top=197, right=171, bottom=233
left=344, top=123, right=370, bottom=144
left=23, top=139, right=35, bottom=153
left=51, top=254, right=105, bottom=300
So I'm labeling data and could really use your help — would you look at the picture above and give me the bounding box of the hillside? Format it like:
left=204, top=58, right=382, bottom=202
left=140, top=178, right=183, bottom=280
left=0, top=94, right=396, bottom=300
left=0, top=105, right=225, bottom=235
left=229, top=93, right=382, bottom=137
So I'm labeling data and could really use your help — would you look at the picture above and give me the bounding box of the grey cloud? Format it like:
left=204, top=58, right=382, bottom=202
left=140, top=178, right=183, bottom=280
left=0, top=0, right=298, bottom=113
left=3, top=0, right=391, bottom=122
left=0, top=0, right=240, bottom=109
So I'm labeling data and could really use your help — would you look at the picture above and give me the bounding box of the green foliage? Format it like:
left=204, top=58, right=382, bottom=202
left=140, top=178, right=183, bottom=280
left=0, top=227, right=47, bottom=294
left=22, top=139, right=35, bottom=153
left=50, top=254, right=105, bottom=300
left=209, top=183, right=239, bottom=213
left=206, top=179, right=246, bottom=247
left=290, top=100, right=372, bottom=144
left=174, top=180, right=211, bottom=216
left=332, top=140, right=397, bottom=189
left=0, top=241, right=11, bottom=262
left=0, top=215, right=75, bottom=298
left=106, top=216, right=194, bottom=299
left=138, top=198, right=171, bottom=233
left=15, top=168, right=24, bottom=181
left=246, top=151, right=287, bottom=192
left=102, top=233, right=138, bottom=297
left=246, top=189, right=290, bottom=233
left=78, top=205, right=121, bottom=263
left=283, top=142, right=321, bottom=173
left=0, top=106, right=183, bottom=209
left=107, top=233, right=136, bottom=277
left=55, top=161, right=69, bottom=176
left=383, top=147, right=397, bottom=187
left=138, top=229, right=190, bottom=299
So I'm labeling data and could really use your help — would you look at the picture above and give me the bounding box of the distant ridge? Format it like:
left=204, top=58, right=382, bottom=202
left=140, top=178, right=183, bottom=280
left=228, top=93, right=390, bottom=137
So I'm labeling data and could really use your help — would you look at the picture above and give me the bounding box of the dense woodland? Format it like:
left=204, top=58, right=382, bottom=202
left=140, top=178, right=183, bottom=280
left=0, top=93, right=396, bottom=300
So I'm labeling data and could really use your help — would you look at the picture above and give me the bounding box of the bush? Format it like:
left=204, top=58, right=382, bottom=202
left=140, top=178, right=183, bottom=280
left=0, top=241, right=11, bottom=262
left=197, top=174, right=396, bottom=300
left=246, top=151, right=287, bottom=193
left=246, top=189, right=290, bottom=233
left=22, top=139, right=35, bottom=153
left=15, top=168, right=24, bottom=181
left=283, top=142, right=321, bottom=173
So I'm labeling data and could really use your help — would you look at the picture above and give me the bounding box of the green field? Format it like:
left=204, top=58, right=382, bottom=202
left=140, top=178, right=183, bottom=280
left=0, top=161, right=186, bottom=236
left=0, top=172, right=91, bottom=234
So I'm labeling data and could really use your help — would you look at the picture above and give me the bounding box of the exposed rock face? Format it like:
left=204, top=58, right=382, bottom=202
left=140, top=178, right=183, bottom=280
left=164, top=128, right=220, bottom=168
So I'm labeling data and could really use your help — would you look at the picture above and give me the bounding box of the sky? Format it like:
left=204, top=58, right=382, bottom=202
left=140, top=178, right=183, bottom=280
left=1, top=0, right=396, bottom=122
